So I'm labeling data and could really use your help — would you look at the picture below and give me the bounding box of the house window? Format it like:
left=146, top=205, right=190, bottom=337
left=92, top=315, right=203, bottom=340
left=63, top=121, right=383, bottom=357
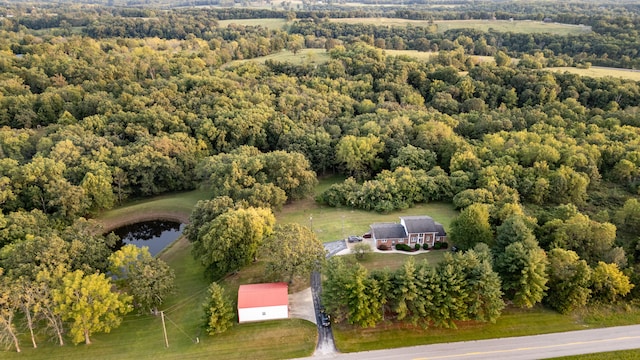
left=262, top=312, right=266, bottom=316
left=381, top=239, right=387, bottom=243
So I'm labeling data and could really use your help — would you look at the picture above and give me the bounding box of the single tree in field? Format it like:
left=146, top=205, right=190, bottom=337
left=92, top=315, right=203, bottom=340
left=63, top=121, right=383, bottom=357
left=203, top=282, right=234, bottom=335
left=192, top=207, right=275, bottom=278
left=544, top=248, right=591, bottom=314
left=352, top=242, right=372, bottom=261
left=0, top=275, right=21, bottom=352
left=184, top=196, right=235, bottom=243
left=262, top=223, right=325, bottom=283
left=34, top=269, right=66, bottom=346
left=53, top=270, right=132, bottom=345
left=287, top=34, right=305, bottom=55
left=496, top=238, right=548, bottom=308
left=494, top=51, right=511, bottom=67
left=590, top=262, right=634, bottom=303
left=109, top=245, right=175, bottom=314
left=449, top=203, right=494, bottom=250
left=14, top=277, right=39, bottom=348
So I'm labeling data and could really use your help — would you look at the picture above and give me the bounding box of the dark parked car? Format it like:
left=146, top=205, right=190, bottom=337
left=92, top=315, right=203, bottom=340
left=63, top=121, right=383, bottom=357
left=362, top=232, right=372, bottom=239
left=320, top=312, right=331, bottom=327
left=347, top=235, right=363, bottom=242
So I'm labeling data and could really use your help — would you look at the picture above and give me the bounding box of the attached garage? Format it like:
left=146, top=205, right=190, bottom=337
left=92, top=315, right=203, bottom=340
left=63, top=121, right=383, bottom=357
left=237, top=283, right=289, bottom=323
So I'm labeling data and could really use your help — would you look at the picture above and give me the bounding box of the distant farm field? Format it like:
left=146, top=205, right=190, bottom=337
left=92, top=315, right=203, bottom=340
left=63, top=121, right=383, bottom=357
left=549, top=66, right=640, bottom=82
left=330, top=18, right=591, bottom=35
left=225, top=48, right=331, bottom=68
left=225, top=48, right=495, bottom=68
left=217, top=18, right=288, bottom=30
left=215, top=17, right=590, bottom=35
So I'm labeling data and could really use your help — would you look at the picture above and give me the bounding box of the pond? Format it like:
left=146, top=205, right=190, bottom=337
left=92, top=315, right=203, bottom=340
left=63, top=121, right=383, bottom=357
left=110, top=220, right=185, bottom=256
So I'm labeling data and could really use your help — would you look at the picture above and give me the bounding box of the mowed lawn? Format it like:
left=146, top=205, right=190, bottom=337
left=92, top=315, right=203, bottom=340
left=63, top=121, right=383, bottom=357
left=356, top=251, right=447, bottom=272
left=329, top=18, right=591, bottom=35
left=276, top=176, right=458, bottom=243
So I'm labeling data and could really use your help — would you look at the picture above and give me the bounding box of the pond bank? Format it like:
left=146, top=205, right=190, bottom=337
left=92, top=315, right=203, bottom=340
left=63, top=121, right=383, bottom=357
left=99, top=210, right=190, bottom=233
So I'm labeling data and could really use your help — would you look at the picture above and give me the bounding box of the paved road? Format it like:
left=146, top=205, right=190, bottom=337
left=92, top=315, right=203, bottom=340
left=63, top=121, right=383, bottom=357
left=310, top=324, right=640, bottom=359
left=311, top=240, right=346, bottom=356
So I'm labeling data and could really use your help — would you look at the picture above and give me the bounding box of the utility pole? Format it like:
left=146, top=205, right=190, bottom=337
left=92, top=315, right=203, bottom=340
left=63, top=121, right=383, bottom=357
left=161, top=311, right=169, bottom=348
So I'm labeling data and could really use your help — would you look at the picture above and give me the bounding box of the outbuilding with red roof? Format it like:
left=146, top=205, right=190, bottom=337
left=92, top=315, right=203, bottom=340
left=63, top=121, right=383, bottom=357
left=237, top=283, right=289, bottom=323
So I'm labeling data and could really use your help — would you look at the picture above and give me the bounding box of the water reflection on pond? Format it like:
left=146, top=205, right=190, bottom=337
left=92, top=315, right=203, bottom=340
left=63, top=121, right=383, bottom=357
left=111, top=220, right=184, bottom=256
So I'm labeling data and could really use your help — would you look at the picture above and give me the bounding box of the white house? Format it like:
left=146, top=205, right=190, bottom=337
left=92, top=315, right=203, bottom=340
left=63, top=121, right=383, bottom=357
left=237, top=283, right=289, bottom=323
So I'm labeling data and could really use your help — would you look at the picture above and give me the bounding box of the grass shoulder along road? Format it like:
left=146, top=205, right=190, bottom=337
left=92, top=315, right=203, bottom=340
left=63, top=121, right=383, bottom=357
left=333, top=303, right=640, bottom=353
left=551, top=349, right=640, bottom=359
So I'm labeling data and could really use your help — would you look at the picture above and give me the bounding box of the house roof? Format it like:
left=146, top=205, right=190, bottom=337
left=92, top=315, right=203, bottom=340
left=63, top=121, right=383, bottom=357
left=370, top=223, right=407, bottom=239
left=238, top=283, right=288, bottom=309
left=434, top=223, right=446, bottom=236
left=400, top=216, right=446, bottom=235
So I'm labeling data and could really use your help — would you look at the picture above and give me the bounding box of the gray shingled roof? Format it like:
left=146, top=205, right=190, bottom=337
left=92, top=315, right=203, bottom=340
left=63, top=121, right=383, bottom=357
left=400, top=216, right=441, bottom=233
left=370, top=223, right=407, bottom=239
left=434, top=223, right=446, bottom=236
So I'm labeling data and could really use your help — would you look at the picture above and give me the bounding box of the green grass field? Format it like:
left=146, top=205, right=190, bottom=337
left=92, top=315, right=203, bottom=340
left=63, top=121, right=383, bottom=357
left=352, top=251, right=447, bottom=271
left=330, top=18, right=591, bottom=35
left=277, top=175, right=458, bottom=243
left=549, top=67, right=640, bottom=82
left=224, top=48, right=331, bottom=68
left=225, top=47, right=498, bottom=69
left=276, top=196, right=458, bottom=244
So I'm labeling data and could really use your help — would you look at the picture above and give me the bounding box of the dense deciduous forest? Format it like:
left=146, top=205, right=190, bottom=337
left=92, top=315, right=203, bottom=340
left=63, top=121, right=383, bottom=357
left=2, top=0, right=640, bottom=351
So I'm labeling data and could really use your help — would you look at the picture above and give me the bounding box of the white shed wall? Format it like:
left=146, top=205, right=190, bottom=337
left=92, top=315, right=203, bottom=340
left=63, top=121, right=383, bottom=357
left=238, top=305, right=288, bottom=323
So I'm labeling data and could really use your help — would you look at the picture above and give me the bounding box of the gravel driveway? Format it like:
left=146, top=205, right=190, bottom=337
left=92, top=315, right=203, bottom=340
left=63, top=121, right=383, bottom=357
left=289, top=287, right=316, bottom=324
